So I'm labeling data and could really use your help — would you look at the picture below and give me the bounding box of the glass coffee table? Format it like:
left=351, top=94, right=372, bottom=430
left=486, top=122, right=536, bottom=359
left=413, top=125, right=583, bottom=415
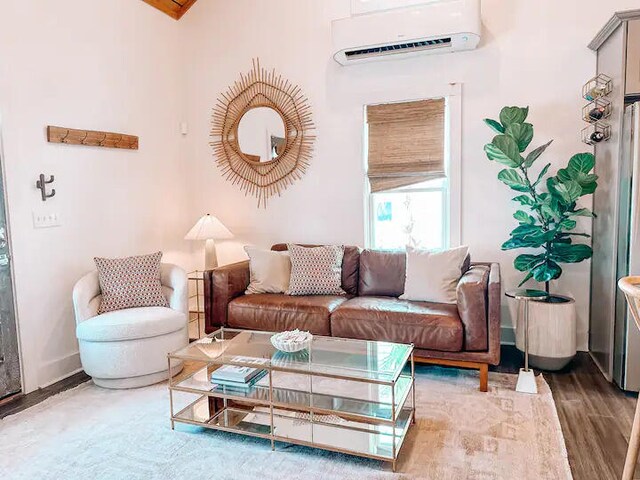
left=167, top=328, right=415, bottom=471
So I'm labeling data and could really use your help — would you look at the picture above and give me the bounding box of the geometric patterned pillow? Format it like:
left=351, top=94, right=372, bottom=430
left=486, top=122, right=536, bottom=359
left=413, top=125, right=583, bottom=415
left=94, top=251, right=169, bottom=314
left=286, top=244, right=345, bottom=296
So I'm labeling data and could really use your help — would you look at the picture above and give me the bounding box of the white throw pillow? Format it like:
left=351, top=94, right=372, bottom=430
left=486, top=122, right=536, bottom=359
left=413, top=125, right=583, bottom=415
left=400, top=245, right=469, bottom=304
left=244, top=246, right=291, bottom=295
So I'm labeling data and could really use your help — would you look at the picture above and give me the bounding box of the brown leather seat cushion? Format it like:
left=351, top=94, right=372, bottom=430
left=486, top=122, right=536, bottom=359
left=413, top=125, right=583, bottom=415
left=227, top=294, right=346, bottom=335
left=331, top=297, right=463, bottom=352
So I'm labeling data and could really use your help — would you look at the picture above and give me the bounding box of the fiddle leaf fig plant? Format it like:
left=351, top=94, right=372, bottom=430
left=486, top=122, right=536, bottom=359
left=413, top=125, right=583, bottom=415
left=483, top=106, right=597, bottom=293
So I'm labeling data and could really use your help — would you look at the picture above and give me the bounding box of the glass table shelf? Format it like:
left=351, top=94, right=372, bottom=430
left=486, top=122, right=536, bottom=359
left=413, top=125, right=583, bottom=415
left=173, top=396, right=413, bottom=462
left=171, top=366, right=413, bottom=424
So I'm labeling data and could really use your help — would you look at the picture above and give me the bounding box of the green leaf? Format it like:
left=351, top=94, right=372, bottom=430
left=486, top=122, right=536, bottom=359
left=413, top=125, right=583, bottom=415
left=533, top=163, right=551, bottom=186
left=502, top=224, right=548, bottom=249
left=532, top=260, right=562, bottom=283
left=559, top=218, right=577, bottom=230
left=512, top=195, right=535, bottom=207
left=498, top=169, right=529, bottom=192
left=484, top=118, right=505, bottom=134
left=514, top=210, right=535, bottom=224
left=550, top=243, right=593, bottom=263
left=514, top=254, right=544, bottom=272
left=524, top=140, right=553, bottom=168
left=485, top=135, right=524, bottom=167
left=570, top=208, right=595, bottom=217
left=517, top=270, right=535, bottom=287
left=505, top=123, right=534, bottom=152
left=499, top=106, right=529, bottom=127
left=553, top=181, right=582, bottom=204
left=568, top=153, right=595, bottom=174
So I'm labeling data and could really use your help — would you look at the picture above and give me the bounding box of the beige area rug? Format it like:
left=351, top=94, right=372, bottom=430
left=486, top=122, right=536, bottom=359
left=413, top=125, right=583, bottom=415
left=0, top=367, right=571, bottom=480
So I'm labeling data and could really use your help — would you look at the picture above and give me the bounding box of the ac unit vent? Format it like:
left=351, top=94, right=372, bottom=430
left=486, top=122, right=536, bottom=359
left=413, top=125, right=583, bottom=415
left=344, top=37, right=452, bottom=60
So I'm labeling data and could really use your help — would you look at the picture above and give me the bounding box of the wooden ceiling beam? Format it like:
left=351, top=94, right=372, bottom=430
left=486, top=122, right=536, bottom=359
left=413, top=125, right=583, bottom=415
left=142, top=0, right=197, bottom=20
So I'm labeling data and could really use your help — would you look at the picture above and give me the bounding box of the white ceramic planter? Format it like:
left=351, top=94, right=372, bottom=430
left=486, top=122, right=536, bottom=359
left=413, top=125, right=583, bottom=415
left=515, top=294, right=577, bottom=371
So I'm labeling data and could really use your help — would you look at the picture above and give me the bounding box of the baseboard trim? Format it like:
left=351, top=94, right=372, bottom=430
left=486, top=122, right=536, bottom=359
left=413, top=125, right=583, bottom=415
left=38, top=352, right=82, bottom=389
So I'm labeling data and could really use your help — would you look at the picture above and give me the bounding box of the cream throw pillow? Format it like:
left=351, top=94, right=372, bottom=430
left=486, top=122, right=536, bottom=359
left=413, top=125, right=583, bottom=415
left=244, top=246, right=291, bottom=294
left=400, top=245, right=469, bottom=304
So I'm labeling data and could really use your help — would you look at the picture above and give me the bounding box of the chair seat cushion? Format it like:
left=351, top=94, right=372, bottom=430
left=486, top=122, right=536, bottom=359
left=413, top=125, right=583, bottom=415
left=227, top=294, right=346, bottom=335
left=76, top=307, right=186, bottom=342
left=331, top=297, right=463, bottom=352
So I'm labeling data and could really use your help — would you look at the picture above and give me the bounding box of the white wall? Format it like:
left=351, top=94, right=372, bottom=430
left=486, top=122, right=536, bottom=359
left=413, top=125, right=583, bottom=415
left=181, top=0, right=640, bottom=352
left=4, top=0, right=640, bottom=392
left=0, top=0, right=192, bottom=392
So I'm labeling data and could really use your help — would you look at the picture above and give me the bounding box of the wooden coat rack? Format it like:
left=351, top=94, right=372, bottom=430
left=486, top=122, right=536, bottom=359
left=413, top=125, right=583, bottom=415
left=47, top=126, right=138, bottom=150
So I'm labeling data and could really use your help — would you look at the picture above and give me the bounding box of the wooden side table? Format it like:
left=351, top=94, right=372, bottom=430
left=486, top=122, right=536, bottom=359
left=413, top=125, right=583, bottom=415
left=506, top=289, right=548, bottom=394
left=187, top=270, right=205, bottom=341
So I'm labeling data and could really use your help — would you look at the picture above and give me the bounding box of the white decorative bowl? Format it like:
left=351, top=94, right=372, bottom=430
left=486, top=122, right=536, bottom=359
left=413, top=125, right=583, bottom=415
left=270, top=330, right=313, bottom=353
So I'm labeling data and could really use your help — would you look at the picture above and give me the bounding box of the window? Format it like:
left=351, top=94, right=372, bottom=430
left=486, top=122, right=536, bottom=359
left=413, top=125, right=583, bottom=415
left=365, top=98, right=450, bottom=250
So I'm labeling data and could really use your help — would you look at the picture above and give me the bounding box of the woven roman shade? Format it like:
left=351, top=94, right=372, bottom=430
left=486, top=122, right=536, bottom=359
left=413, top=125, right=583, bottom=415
left=366, top=98, right=445, bottom=192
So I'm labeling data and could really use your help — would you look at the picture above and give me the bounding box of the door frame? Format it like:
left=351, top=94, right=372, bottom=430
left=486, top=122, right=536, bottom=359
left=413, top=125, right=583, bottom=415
left=0, top=119, right=24, bottom=398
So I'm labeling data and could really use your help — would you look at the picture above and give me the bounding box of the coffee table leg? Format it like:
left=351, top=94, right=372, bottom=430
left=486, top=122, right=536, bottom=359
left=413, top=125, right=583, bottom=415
left=411, top=351, right=416, bottom=425
left=392, top=380, right=397, bottom=471
left=269, top=369, right=275, bottom=451
left=168, top=357, right=174, bottom=430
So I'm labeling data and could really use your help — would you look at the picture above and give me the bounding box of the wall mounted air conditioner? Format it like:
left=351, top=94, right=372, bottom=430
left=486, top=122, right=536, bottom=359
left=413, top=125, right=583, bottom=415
left=331, top=0, right=481, bottom=66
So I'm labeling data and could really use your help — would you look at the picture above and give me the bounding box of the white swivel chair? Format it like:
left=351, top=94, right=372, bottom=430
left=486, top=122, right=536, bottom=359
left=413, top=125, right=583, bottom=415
left=73, top=263, right=189, bottom=389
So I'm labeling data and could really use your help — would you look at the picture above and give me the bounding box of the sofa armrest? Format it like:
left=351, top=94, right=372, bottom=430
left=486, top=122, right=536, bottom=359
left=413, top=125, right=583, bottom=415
left=486, top=262, right=502, bottom=365
left=456, top=265, right=491, bottom=351
left=204, top=260, right=250, bottom=332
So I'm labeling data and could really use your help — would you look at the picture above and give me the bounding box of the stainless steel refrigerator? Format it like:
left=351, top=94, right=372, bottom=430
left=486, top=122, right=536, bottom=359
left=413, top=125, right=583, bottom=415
left=614, top=102, right=640, bottom=391
left=591, top=102, right=640, bottom=391
left=589, top=14, right=640, bottom=391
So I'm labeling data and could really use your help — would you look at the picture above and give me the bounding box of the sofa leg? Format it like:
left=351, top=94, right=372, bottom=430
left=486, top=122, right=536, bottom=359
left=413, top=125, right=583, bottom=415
left=479, top=364, right=488, bottom=392
left=413, top=357, right=491, bottom=393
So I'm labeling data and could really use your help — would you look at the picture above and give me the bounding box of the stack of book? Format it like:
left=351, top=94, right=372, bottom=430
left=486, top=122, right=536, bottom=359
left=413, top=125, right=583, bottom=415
left=210, top=365, right=267, bottom=391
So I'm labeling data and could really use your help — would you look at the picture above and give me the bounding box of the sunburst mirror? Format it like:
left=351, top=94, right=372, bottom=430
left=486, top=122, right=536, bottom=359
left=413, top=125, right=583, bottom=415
left=210, top=59, right=315, bottom=207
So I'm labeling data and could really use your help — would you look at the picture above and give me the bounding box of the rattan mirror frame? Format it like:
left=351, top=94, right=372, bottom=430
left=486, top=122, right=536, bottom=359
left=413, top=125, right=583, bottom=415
left=210, top=59, right=315, bottom=207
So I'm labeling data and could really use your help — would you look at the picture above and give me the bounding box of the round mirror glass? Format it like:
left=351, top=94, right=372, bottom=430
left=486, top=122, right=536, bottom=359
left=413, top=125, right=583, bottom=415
left=237, top=107, right=286, bottom=162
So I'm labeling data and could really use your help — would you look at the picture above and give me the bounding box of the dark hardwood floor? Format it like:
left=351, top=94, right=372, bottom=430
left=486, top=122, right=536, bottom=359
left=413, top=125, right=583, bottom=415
left=0, top=370, right=90, bottom=420
left=0, top=349, right=637, bottom=479
left=497, top=345, right=639, bottom=480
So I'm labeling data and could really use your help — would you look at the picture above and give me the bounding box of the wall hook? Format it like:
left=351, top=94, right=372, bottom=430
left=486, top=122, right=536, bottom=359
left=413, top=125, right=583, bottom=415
left=36, top=174, right=55, bottom=201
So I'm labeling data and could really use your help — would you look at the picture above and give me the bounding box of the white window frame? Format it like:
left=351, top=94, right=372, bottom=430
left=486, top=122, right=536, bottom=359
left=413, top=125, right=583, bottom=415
left=363, top=83, right=462, bottom=249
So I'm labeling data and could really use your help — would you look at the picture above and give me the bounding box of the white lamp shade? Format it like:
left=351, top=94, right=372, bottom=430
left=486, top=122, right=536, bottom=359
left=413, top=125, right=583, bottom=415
left=184, top=214, right=233, bottom=241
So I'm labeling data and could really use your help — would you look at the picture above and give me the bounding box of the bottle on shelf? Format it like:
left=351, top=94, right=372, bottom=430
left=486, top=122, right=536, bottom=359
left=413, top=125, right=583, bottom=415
left=590, top=131, right=605, bottom=143
left=585, top=84, right=607, bottom=101
left=588, top=106, right=606, bottom=121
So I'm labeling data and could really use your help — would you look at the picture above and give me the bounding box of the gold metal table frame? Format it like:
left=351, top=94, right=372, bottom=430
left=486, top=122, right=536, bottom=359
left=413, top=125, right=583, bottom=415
left=167, top=327, right=416, bottom=471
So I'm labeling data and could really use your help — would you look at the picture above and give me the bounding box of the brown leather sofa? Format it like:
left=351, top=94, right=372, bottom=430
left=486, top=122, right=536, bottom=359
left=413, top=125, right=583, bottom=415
left=203, top=244, right=501, bottom=391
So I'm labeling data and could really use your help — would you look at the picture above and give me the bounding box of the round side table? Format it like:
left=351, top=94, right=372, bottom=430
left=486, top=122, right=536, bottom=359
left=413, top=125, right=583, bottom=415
left=506, top=289, right=548, bottom=394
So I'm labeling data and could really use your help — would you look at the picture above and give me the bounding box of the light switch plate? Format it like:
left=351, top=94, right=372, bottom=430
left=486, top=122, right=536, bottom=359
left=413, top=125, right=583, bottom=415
left=32, top=210, right=61, bottom=229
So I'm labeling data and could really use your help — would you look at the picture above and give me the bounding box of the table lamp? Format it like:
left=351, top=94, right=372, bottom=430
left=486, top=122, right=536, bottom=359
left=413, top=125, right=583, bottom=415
left=184, top=214, right=233, bottom=269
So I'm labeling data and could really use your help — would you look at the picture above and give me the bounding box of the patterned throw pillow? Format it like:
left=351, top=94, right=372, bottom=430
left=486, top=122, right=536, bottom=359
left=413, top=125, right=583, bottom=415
left=94, top=251, right=169, bottom=314
left=286, top=244, right=345, bottom=296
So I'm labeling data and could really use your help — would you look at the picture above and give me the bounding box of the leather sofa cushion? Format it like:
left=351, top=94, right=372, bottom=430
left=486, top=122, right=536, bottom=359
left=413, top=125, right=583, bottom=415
left=358, top=250, right=406, bottom=296
left=76, top=307, right=186, bottom=342
left=271, top=244, right=360, bottom=296
left=331, top=297, right=463, bottom=352
left=227, top=294, right=346, bottom=335
left=358, top=249, right=472, bottom=297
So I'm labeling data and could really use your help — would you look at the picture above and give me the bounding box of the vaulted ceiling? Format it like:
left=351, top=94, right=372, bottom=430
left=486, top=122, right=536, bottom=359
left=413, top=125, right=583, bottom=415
left=143, top=0, right=197, bottom=20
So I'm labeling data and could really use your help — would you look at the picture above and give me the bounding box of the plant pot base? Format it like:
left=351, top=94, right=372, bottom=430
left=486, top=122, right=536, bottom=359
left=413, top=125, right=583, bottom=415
left=515, top=350, right=575, bottom=371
